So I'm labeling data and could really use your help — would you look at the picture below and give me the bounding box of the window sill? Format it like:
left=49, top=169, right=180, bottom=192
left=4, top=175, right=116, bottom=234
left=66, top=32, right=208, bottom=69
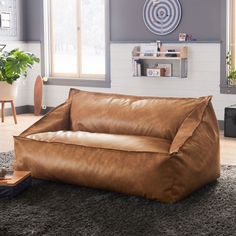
left=44, top=77, right=111, bottom=88
left=220, top=84, right=236, bottom=94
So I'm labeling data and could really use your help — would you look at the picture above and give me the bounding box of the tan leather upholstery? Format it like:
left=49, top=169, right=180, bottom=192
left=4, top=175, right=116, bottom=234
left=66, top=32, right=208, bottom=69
left=27, top=131, right=171, bottom=154
left=70, top=90, right=209, bottom=140
left=14, top=89, right=220, bottom=203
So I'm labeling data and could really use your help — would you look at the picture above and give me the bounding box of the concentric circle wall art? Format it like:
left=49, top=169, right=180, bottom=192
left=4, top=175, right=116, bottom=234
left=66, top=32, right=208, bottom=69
left=143, top=0, right=182, bottom=35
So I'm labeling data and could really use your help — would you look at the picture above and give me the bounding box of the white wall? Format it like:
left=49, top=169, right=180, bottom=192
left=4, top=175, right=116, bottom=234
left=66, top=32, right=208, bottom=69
left=8, top=42, right=236, bottom=121
left=0, top=41, right=34, bottom=109
left=1, top=41, right=41, bottom=110
left=109, top=43, right=236, bottom=121
left=26, top=42, right=42, bottom=106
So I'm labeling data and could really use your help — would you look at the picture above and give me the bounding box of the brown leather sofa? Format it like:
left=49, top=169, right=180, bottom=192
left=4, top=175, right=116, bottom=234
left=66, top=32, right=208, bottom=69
left=14, top=89, right=220, bottom=203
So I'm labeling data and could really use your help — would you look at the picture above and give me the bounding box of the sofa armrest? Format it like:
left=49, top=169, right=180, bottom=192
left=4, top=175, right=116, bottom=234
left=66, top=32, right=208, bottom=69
left=166, top=100, right=220, bottom=202
left=19, top=100, right=71, bottom=137
left=170, top=96, right=214, bottom=154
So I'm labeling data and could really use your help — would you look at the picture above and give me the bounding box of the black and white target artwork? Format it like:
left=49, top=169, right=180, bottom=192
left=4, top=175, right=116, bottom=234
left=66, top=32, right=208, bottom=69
left=143, top=0, right=182, bottom=35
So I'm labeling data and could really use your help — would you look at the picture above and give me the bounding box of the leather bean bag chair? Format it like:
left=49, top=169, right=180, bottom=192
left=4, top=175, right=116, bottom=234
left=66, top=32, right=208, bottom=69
left=14, top=89, right=220, bottom=203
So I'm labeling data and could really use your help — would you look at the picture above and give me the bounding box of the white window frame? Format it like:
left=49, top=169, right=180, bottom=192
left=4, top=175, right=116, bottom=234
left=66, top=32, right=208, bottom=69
left=44, top=0, right=107, bottom=81
left=228, top=0, right=236, bottom=66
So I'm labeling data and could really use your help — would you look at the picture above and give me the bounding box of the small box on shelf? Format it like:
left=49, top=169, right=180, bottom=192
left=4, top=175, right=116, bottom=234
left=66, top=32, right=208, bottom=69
left=146, top=68, right=166, bottom=77
left=156, top=64, right=172, bottom=77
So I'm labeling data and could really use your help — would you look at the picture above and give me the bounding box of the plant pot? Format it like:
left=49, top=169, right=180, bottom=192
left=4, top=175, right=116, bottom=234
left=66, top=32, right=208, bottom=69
left=0, top=81, right=18, bottom=100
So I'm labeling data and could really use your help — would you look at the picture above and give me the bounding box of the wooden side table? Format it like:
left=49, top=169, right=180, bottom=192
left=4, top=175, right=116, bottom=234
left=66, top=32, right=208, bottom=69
left=1, top=100, right=17, bottom=124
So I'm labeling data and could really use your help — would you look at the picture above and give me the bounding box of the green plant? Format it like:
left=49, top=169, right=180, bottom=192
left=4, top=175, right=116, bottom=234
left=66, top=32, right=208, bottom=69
left=226, top=51, right=236, bottom=80
left=0, top=48, right=40, bottom=84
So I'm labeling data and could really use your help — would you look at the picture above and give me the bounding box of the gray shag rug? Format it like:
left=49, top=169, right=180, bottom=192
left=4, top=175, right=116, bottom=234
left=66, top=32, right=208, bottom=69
left=0, top=151, right=235, bottom=236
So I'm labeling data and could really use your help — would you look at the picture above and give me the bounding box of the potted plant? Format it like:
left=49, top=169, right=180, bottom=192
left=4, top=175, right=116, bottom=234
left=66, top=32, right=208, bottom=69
left=0, top=48, right=40, bottom=100
left=226, top=51, right=236, bottom=86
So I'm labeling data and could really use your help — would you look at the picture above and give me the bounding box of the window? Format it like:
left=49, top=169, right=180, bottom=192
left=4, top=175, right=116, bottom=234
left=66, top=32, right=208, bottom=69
left=228, top=0, right=236, bottom=67
left=49, top=0, right=106, bottom=79
left=220, top=0, right=236, bottom=93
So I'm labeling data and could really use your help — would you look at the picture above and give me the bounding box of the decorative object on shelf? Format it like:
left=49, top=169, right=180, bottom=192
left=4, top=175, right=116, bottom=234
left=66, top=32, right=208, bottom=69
left=226, top=51, right=236, bottom=86
left=156, top=40, right=162, bottom=57
left=187, top=33, right=193, bottom=41
left=179, top=33, right=187, bottom=41
left=156, top=63, right=172, bottom=76
left=132, top=46, right=140, bottom=57
left=147, top=68, right=165, bottom=77
left=165, top=49, right=177, bottom=57
left=143, top=0, right=182, bottom=36
left=179, top=33, right=196, bottom=42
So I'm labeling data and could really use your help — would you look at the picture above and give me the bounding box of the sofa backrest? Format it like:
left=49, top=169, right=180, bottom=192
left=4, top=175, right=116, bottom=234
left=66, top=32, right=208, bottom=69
left=69, top=89, right=212, bottom=141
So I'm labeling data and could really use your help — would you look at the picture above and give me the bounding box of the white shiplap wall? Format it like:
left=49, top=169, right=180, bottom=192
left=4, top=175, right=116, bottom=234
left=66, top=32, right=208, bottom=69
left=1, top=42, right=29, bottom=109
left=1, top=41, right=41, bottom=109
left=110, top=43, right=224, bottom=119
left=9, top=42, right=236, bottom=121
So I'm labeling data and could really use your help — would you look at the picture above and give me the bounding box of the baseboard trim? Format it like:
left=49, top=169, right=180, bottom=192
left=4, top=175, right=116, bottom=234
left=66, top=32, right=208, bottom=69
left=1, top=105, right=225, bottom=131
left=218, top=120, right=224, bottom=131
left=2, top=105, right=53, bottom=116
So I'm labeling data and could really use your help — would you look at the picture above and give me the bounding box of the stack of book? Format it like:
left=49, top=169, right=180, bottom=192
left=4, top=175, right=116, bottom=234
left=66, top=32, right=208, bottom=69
left=133, top=60, right=142, bottom=76
left=0, top=171, right=31, bottom=198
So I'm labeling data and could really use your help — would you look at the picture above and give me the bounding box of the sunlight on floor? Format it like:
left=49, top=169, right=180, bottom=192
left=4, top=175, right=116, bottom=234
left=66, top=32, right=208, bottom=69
left=0, top=114, right=42, bottom=153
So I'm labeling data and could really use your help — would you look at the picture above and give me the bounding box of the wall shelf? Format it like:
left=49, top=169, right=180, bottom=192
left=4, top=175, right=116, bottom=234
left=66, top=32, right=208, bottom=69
left=132, top=45, right=188, bottom=79
left=133, top=56, right=183, bottom=60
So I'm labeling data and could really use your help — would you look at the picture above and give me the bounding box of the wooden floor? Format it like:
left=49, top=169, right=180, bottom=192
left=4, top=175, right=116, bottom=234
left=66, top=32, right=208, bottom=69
left=0, top=114, right=236, bottom=165
left=0, top=114, right=42, bottom=153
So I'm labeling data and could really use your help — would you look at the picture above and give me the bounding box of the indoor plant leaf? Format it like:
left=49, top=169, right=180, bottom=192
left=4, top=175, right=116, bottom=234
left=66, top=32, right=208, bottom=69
left=0, top=48, right=40, bottom=84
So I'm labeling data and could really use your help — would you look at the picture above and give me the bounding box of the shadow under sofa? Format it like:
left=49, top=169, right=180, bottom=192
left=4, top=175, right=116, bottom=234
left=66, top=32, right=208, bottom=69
left=14, top=89, right=220, bottom=203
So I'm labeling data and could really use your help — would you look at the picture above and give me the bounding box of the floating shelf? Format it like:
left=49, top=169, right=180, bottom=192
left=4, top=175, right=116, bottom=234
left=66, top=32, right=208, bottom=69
left=132, top=45, right=188, bottom=79
left=133, top=56, right=183, bottom=60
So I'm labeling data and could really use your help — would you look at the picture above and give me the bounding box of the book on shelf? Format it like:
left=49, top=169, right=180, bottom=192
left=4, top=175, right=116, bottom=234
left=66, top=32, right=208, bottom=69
left=133, top=60, right=142, bottom=76
left=140, top=43, right=158, bottom=57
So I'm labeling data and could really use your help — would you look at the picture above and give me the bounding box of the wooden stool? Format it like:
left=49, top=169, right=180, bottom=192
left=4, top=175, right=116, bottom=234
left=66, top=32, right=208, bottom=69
left=1, top=100, right=17, bottom=124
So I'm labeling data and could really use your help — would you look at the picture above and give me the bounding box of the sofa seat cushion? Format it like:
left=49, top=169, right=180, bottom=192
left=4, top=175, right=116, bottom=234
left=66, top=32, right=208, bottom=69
left=27, top=131, right=171, bottom=154
left=14, top=137, right=172, bottom=203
